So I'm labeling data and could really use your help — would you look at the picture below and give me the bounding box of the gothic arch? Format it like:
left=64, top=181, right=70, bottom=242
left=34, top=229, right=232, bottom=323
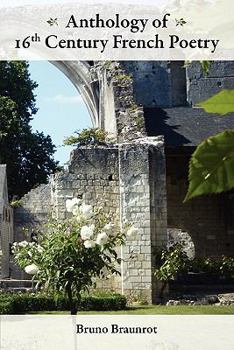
left=50, top=61, right=118, bottom=136
left=0, top=8, right=118, bottom=136
left=51, top=61, right=100, bottom=127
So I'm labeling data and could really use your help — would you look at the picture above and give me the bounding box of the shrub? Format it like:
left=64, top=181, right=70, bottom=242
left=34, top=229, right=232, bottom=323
left=63, top=128, right=113, bottom=147
left=80, top=293, right=127, bottom=311
left=154, top=243, right=234, bottom=297
left=186, top=256, right=234, bottom=278
left=12, top=198, right=134, bottom=314
left=188, top=257, right=219, bottom=274
left=219, top=256, right=234, bottom=278
left=154, top=243, right=189, bottom=298
left=0, top=292, right=127, bottom=314
left=0, top=300, right=14, bottom=314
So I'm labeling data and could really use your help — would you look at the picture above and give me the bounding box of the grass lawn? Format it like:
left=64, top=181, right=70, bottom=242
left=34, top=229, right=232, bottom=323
left=29, top=304, right=234, bottom=315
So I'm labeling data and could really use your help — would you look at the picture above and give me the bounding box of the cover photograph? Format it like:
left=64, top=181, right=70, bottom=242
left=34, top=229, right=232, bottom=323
left=0, top=0, right=234, bottom=349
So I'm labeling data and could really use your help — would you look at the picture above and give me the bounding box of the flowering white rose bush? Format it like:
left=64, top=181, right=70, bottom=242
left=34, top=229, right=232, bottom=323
left=65, top=197, right=81, bottom=214
left=13, top=198, right=135, bottom=314
left=24, top=263, right=39, bottom=275
left=80, top=224, right=95, bottom=240
left=12, top=241, right=43, bottom=275
left=79, top=203, right=93, bottom=219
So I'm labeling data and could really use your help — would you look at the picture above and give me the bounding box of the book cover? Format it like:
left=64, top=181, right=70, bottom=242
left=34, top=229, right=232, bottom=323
left=0, top=0, right=234, bottom=349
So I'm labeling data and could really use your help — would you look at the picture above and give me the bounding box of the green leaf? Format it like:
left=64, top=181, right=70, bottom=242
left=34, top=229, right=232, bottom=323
left=184, top=130, right=234, bottom=201
left=200, top=61, right=211, bottom=76
left=197, top=89, right=234, bottom=115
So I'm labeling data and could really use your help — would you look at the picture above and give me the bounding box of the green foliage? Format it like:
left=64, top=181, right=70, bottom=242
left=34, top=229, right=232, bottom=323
left=0, top=61, right=38, bottom=122
left=13, top=199, right=131, bottom=314
left=197, top=89, right=234, bottom=116
left=127, top=103, right=138, bottom=112
left=12, top=241, right=43, bottom=269
left=112, top=72, right=133, bottom=88
left=189, top=257, right=218, bottom=274
left=186, top=86, right=234, bottom=199
left=135, top=115, right=144, bottom=129
left=199, top=255, right=234, bottom=278
left=0, top=61, right=58, bottom=198
left=184, top=130, right=234, bottom=201
left=79, top=293, right=127, bottom=311
left=179, top=255, right=234, bottom=280
left=0, top=292, right=127, bottom=314
left=200, top=61, right=211, bottom=76
left=10, top=199, right=23, bottom=208
left=155, top=243, right=189, bottom=282
left=0, top=300, right=14, bottom=314
left=155, top=242, right=234, bottom=283
left=219, top=256, right=234, bottom=278
left=64, top=128, right=112, bottom=147
left=183, top=61, right=211, bottom=76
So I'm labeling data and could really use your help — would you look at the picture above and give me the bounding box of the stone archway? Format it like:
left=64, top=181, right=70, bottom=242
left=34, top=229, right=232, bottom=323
left=50, top=61, right=119, bottom=137
left=51, top=61, right=100, bottom=128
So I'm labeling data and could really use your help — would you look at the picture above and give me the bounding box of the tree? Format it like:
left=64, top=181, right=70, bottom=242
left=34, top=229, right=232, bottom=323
left=0, top=61, right=58, bottom=198
left=12, top=198, right=135, bottom=314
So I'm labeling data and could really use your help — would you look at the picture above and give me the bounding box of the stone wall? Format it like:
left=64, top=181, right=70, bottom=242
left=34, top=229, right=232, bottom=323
left=119, top=137, right=167, bottom=302
left=94, top=62, right=146, bottom=142
left=51, top=139, right=167, bottom=302
left=149, top=138, right=168, bottom=302
left=12, top=184, right=52, bottom=279
left=0, top=206, right=13, bottom=278
left=166, top=150, right=234, bottom=257
left=122, top=61, right=186, bottom=108
left=14, top=183, right=51, bottom=243
left=0, top=165, right=14, bottom=278
left=186, top=61, right=234, bottom=106
left=51, top=147, right=120, bottom=220
left=51, top=146, right=122, bottom=292
left=12, top=139, right=168, bottom=302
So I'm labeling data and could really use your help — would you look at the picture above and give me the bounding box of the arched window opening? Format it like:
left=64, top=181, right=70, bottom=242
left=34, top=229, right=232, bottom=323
left=29, top=61, right=92, bottom=166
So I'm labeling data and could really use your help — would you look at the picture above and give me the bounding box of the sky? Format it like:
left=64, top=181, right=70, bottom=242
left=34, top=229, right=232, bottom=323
left=29, top=61, right=91, bottom=165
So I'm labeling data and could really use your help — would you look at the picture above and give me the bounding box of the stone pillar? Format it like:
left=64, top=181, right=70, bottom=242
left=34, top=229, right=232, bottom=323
left=148, top=137, right=168, bottom=302
left=119, top=137, right=167, bottom=303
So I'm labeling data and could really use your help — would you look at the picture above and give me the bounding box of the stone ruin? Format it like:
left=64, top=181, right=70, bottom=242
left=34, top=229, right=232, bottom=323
left=1, top=61, right=234, bottom=303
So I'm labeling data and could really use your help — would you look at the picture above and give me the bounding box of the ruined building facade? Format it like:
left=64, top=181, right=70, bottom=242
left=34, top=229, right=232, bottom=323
left=1, top=61, right=234, bottom=302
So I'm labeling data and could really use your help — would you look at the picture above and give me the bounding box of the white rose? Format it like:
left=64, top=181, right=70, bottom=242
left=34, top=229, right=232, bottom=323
left=37, top=245, right=44, bottom=253
left=96, top=232, right=108, bottom=246
left=79, top=204, right=93, bottom=219
left=84, top=240, right=96, bottom=249
left=19, top=241, right=29, bottom=247
left=66, top=198, right=81, bottom=213
left=72, top=206, right=80, bottom=216
left=103, top=223, right=115, bottom=235
left=127, top=226, right=138, bottom=237
left=80, top=224, right=95, bottom=240
left=24, top=264, right=39, bottom=275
